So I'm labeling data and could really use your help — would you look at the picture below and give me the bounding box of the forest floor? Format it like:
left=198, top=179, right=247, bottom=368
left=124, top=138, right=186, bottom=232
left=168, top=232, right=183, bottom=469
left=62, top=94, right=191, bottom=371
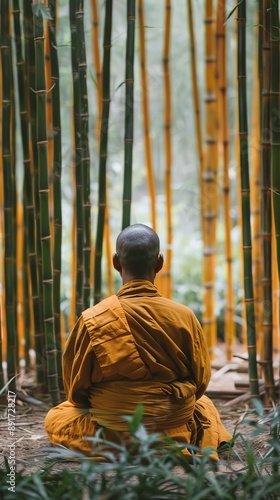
left=0, top=349, right=276, bottom=478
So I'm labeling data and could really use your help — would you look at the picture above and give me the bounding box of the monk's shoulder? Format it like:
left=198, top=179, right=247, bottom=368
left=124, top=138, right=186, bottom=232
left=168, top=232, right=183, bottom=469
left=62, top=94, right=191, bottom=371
left=82, top=295, right=120, bottom=322
left=156, top=296, right=198, bottom=321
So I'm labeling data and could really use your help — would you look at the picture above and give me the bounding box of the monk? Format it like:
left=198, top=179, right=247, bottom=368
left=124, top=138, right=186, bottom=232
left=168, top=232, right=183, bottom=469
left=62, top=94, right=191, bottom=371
left=45, top=224, right=232, bottom=459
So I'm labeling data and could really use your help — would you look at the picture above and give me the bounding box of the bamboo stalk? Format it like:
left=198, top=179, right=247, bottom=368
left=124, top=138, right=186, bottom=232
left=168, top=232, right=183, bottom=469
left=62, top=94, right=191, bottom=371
left=22, top=228, right=32, bottom=367
left=138, top=0, right=157, bottom=231
left=16, top=201, right=25, bottom=361
left=162, top=0, right=172, bottom=299
left=94, top=0, right=113, bottom=304
left=270, top=0, right=280, bottom=284
left=69, top=146, right=77, bottom=331
left=260, top=0, right=275, bottom=401
left=233, top=10, right=247, bottom=348
left=90, top=0, right=113, bottom=297
left=0, top=57, right=4, bottom=385
left=48, top=0, right=63, bottom=389
left=187, top=0, right=203, bottom=233
left=0, top=310, right=3, bottom=387
left=91, top=0, right=102, bottom=146
left=70, top=1, right=84, bottom=317
left=202, top=0, right=218, bottom=356
left=34, top=3, right=60, bottom=405
left=216, top=0, right=235, bottom=360
left=76, top=0, right=91, bottom=309
left=23, top=1, right=46, bottom=386
left=251, top=7, right=263, bottom=356
left=45, top=17, right=54, bottom=246
left=272, top=218, right=279, bottom=356
left=270, top=0, right=280, bottom=389
left=12, top=1, right=33, bottom=369
left=237, top=0, right=259, bottom=397
left=1, top=0, right=17, bottom=392
left=122, top=0, right=136, bottom=229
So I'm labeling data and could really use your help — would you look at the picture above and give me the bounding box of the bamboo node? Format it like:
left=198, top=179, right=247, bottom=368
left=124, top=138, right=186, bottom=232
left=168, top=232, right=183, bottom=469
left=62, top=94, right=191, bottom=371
left=202, top=169, right=216, bottom=181
left=44, top=317, right=55, bottom=323
left=203, top=246, right=215, bottom=256
left=203, top=281, right=215, bottom=289
left=202, top=318, right=214, bottom=325
left=204, top=93, right=216, bottom=103
left=244, top=298, right=254, bottom=303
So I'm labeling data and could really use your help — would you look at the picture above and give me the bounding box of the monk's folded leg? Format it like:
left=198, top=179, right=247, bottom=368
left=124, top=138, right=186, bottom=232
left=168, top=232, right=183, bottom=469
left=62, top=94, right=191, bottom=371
left=44, top=400, right=96, bottom=454
left=195, top=395, right=232, bottom=452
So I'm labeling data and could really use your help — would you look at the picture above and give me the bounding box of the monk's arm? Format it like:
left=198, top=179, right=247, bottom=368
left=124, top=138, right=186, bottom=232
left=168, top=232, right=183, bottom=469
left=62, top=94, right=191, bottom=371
left=62, top=316, right=103, bottom=407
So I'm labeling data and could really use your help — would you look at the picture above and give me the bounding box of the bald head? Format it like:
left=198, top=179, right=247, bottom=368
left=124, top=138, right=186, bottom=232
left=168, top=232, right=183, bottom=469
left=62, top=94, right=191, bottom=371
left=114, top=224, right=163, bottom=282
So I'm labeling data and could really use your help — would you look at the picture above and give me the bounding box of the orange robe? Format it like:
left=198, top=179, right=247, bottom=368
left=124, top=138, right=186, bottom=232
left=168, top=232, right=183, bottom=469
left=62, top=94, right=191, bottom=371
left=45, top=280, right=231, bottom=459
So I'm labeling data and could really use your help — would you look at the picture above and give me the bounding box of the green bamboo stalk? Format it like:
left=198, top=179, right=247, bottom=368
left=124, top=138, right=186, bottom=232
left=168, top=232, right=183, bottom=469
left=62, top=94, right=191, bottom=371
left=22, top=234, right=32, bottom=367
left=23, top=1, right=46, bottom=387
left=237, top=0, right=259, bottom=397
left=94, top=0, right=113, bottom=304
left=260, top=0, right=275, bottom=401
left=12, top=1, right=31, bottom=368
left=70, top=1, right=84, bottom=318
left=48, top=0, right=63, bottom=389
left=33, top=2, right=60, bottom=405
left=90, top=0, right=114, bottom=297
left=122, top=0, right=136, bottom=229
left=76, top=0, right=91, bottom=309
left=1, top=0, right=17, bottom=392
left=270, top=0, right=280, bottom=402
left=270, top=1, right=280, bottom=285
left=25, top=2, right=42, bottom=292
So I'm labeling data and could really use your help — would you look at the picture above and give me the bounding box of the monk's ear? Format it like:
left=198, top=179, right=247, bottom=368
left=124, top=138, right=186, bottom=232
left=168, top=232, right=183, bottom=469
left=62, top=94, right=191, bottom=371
left=155, top=253, right=164, bottom=274
left=113, top=253, right=122, bottom=272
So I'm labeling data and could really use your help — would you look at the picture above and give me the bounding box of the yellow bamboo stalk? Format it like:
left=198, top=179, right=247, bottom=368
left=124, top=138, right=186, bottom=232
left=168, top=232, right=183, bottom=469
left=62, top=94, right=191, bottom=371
left=202, top=0, right=218, bottom=356
left=69, top=124, right=77, bottom=331
left=138, top=0, right=157, bottom=231
left=162, top=0, right=172, bottom=299
left=251, top=18, right=263, bottom=356
left=216, top=0, right=235, bottom=360
left=272, top=216, right=279, bottom=355
left=16, top=200, right=25, bottom=361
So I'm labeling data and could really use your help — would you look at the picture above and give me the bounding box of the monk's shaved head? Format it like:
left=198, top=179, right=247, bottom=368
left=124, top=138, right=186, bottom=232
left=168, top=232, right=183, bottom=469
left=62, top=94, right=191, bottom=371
left=115, top=224, right=160, bottom=277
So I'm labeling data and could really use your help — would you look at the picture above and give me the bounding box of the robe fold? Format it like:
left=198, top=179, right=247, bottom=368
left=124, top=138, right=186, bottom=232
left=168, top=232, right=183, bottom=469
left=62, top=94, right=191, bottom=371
left=45, top=280, right=232, bottom=459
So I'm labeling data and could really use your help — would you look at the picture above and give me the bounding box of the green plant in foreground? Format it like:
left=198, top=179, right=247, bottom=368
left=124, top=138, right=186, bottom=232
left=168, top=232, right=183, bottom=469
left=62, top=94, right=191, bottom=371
left=1, top=402, right=280, bottom=499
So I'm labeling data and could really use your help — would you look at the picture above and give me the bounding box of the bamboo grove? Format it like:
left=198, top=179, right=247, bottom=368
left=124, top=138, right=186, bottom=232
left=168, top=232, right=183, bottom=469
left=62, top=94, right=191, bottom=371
left=0, top=1, right=279, bottom=406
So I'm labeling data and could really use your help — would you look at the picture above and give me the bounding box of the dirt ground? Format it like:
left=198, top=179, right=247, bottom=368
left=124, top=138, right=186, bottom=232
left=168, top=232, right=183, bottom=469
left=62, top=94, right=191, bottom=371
left=0, top=360, right=274, bottom=477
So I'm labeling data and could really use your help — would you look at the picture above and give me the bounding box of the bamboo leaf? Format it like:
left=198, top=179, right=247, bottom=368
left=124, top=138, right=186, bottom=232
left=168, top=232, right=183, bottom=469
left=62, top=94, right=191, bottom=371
left=252, top=398, right=264, bottom=417
left=226, top=0, right=245, bottom=22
